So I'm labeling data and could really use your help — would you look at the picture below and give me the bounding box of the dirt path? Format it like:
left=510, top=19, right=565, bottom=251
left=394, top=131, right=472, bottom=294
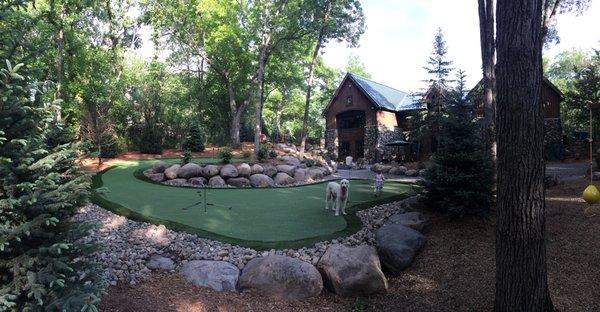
left=99, top=179, right=600, bottom=312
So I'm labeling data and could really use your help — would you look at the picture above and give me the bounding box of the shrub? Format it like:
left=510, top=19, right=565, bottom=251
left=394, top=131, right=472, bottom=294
left=0, top=61, right=105, bottom=311
left=181, top=149, right=192, bottom=165
left=218, top=148, right=233, bottom=164
left=182, top=123, right=205, bottom=152
left=139, top=125, right=163, bottom=154
left=269, top=149, right=277, bottom=158
left=257, top=144, right=269, bottom=161
left=421, top=87, right=494, bottom=217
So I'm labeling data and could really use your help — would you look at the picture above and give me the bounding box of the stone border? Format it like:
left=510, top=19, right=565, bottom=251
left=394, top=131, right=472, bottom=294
left=145, top=156, right=337, bottom=188
left=74, top=195, right=427, bottom=298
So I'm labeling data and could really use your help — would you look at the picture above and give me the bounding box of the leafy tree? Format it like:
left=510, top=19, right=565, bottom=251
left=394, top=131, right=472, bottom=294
left=298, top=0, right=365, bottom=157
left=0, top=62, right=104, bottom=311
left=345, top=54, right=371, bottom=78
left=422, top=71, right=494, bottom=217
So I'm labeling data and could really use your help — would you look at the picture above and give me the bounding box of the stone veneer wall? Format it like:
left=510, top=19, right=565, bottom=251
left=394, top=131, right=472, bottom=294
left=544, top=118, right=563, bottom=160
left=364, top=125, right=379, bottom=162
left=325, top=129, right=338, bottom=160
left=544, top=118, right=562, bottom=146
left=378, top=127, right=402, bottom=161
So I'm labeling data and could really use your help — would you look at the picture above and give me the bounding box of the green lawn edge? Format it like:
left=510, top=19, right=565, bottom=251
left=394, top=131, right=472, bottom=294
left=91, top=165, right=418, bottom=250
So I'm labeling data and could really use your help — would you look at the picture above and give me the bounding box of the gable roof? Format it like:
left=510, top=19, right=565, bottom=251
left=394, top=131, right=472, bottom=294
left=467, top=77, right=565, bottom=101
left=323, top=73, right=419, bottom=114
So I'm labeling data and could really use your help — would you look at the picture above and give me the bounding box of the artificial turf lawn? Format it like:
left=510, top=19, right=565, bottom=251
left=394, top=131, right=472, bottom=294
left=92, top=159, right=415, bottom=249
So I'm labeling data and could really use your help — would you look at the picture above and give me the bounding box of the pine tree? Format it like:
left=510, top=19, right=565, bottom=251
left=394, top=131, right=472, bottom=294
left=424, top=28, right=454, bottom=87
left=0, top=62, right=105, bottom=311
left=182, top=122, right=205, bottom=152
left=422, top=70, right=495, bottom=217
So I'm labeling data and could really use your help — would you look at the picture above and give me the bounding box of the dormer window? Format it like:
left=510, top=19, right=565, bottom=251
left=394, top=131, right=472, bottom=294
left=346, top=96, right=353, bottom=106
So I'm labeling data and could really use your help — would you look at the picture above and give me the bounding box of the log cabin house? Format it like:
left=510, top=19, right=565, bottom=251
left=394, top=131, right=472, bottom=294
left=323, top=73, right=565, bottom=162
left=323, top=73, right=417, bottom=161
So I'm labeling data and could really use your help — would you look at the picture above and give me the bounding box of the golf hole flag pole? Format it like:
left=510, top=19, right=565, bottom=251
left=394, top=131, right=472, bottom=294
left=582, top=101, right=600, bottom=216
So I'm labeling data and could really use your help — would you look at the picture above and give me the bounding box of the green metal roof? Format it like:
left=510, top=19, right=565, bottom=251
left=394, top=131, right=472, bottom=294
left=347, top=73, right=419, bottom=112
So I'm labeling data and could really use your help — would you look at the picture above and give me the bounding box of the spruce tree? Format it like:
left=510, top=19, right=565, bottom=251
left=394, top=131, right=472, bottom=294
left=422, top=70, right=495, bottom=217
left=0, top=62, right=104, bottom=311
left=182, top=122, right=205, bottom=153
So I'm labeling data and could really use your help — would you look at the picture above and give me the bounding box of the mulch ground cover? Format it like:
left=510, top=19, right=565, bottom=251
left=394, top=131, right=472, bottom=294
left=99, top=180, right=600, bottom=312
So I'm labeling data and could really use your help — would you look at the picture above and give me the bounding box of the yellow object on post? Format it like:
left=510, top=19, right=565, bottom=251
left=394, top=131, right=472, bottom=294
left=582, top=184, right=600, bottom=205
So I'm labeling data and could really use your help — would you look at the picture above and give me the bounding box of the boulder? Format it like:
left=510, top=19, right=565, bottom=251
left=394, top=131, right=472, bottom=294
left=220, top=164, right=239, bottom=178
left=147, top=172, right=165, bottom=182
left=405, top=169, right=419, bottom=177
left=249, top=174, right=275, bottom=187
left=146, top=255, right=175, bottom=271
left=152, top=161, right=169, bottom=173
left=208, top=176, right=226, bottom=187
left=293, top=168, right=309, bottom=182
left=237, top=163, right=252, bottom=177
left=385, top=212, right=428, bottom=232
left=238, top=255, right=323, bottom=300
left=317, top=244, right=388, bottom=297
left=164, top=164, right=180, bottom=180
left=389, top=166, right=407, bottom=175
left=375, top=224, right=426, bottom=275
left=262, top=164, right=278, bottom=177
left=201, top=165, right=220, bottom=178
left=281, top=155, right=300, bottom=166
left=251, top=164, right=264, bottom=174
left=177, top=163, right=203, bottom=179
left=308, top=168, right=324, bottom=180
left=180, top=260, right=239, bottom=292
left=227, top=177, right=251, bottom=187
left=189, top=177, right=207, bottom=186
left=398, top=195, right=423, bottom=212
left=276, top=164, right=296, bottom=176
left=274, top=172, right=295, bottom=186
left=165, top=178, right=188, bottom=186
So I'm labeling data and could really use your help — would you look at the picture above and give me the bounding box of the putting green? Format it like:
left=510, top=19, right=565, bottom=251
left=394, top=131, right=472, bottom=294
left=92, top=159, right=415, bottom=249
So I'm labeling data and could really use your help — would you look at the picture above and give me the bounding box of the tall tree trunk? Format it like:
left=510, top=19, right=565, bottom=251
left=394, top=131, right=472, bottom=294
left=253, top=41, right=269, bottom=156
left=226, top=79, right=244, bottom=148
left=495, top=0, right=553, bottom=310
left=53, top=6, right=65, bottom=121
left=274, top=97, right=285, bottom=142
left=299, top=33, right=323, bottom=158
left=477, top=0, right=496, bottom=151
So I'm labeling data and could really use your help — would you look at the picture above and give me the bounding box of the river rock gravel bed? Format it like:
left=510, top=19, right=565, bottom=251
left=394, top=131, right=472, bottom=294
left=73, top=197, right=416, bottom=286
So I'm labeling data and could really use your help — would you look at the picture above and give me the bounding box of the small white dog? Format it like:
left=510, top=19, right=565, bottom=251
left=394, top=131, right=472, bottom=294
left=325, top=179, right=350, bottom=216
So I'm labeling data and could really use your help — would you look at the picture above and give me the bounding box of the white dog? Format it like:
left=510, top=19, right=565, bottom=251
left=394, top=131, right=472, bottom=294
left=325, top=179, right=350, bottom=216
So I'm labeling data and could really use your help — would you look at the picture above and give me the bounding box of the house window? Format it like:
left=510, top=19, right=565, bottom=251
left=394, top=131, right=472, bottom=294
left=346, top=96, right=353, bottom=106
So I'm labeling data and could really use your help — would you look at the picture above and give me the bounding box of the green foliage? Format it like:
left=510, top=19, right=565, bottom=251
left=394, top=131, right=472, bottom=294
left=138, top=125, right=163, bottom=154
left=0, top=61, right=105, bottom=311
left=269, top=149, right=278, bottom=158
left=218, top=148, right=233, bottom=164
left=242, top=150, right=252, bottom=159
left=547, top=49, right=600, bottom=138
left=257, top=144, right=270, bottom=161
left=182, top=123, right=205, bottom=152
left=421, top=72, right=494, bottom=217
left=304, top=159, right=316, bottom=167
left=181, top=149, right=192, bottom=165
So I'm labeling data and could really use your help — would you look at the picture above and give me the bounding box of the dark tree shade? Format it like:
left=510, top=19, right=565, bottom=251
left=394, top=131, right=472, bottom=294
left=495, top=0, right=554, bottom=310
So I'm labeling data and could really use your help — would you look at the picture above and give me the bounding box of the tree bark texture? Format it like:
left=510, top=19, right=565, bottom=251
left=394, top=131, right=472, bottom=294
left=495, top=0, right=553, bottom=311
left=477, top=0, right=496, bottom=140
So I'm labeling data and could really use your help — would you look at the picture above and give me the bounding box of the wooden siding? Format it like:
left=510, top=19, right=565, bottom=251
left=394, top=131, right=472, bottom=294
left=325, top=77, right=377, bottom=130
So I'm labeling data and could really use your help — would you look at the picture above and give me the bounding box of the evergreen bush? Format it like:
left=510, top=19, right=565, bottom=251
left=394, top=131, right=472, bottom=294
left=218, top=148, right=233, bottom=164
left=421, top=72, right=494, bottom=217
left=182, top=123, right=205, bottom=152
left=0, top=62, right=105, bottom=311
left=138, top=125, right=163, bottom=154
